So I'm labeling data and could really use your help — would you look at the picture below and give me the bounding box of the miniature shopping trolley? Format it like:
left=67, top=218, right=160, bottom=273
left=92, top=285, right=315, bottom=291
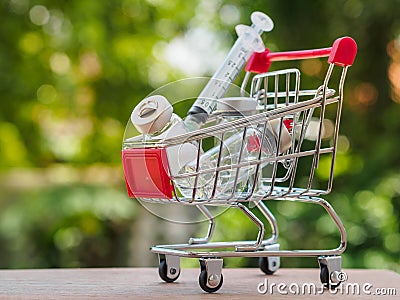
left=122, top=36, right=357, bottom=293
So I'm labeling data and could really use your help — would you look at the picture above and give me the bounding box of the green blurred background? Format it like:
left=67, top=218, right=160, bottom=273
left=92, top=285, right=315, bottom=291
left=0, top=0, right=399, bottom=271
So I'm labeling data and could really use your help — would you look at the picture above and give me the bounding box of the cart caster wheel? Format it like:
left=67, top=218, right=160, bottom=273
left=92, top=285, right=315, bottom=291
left=199, top=269, right=223, bottom=293
left=198, top=258, right=223, bottom=293
left=320, top=264, right=341, bottom=289
left=318, top=256, right=344, bottom=290
left=259, top=256, right=280, bottom=275
left=158, top=256, right=180, bottom=283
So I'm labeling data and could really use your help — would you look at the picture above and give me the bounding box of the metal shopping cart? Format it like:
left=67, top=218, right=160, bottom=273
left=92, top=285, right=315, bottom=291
left=122, top=36, right=357, bottom=293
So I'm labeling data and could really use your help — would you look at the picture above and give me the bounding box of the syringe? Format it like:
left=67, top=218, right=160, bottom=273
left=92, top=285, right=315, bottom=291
left=185, top=11, right=274, bottom=130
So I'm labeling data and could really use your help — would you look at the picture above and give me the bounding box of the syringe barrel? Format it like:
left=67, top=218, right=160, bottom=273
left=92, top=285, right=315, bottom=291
left=187, top=12, right=273, bottom=126
left=188, top=39, right=249, bottom=112
left=187, top=27, right=263, bottom=122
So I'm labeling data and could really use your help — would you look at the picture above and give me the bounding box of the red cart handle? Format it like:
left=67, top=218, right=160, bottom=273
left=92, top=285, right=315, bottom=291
left=246, top=36, right=357, bottom=74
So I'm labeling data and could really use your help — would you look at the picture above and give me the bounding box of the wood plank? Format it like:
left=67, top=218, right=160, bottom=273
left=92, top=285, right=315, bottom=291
left=0, top=268, right=398, bottom=299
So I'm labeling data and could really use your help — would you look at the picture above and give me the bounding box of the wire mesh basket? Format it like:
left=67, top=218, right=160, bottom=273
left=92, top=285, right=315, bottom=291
left=121, top=36, right=357, bottom=293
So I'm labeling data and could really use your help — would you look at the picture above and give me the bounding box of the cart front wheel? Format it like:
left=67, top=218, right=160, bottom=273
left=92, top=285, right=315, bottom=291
left=199, top=269, right=223, bottom=293
left=259, top=256, right=280, bottom=275
left=320, top=264, right=341, bottom=290
left=158, top=259, right=180, bottom=283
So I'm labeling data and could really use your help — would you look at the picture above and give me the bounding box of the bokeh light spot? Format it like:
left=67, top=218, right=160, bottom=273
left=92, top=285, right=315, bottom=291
left=29, top=5, right=50, bottom=26
left=79, top=52, right=101, bottom=79
left=43, top=10, right=64, bottom=36
left=54, top=227, right=82, bottom=250
left=219, top=5, right=240, bottom=25
left=343, top=0, right=364, bottom=18
left=354, top=82, right=378, bottom=106
left=37, top=84, right=57, bottom=104
left=384, top=233, right=400, bottom=253
left=19, top=32, right=43, bottom=54
left=9, top=0, right=29, bottom=14
left=388, top=62, right=400, bottom=104
left=336, top=135, right=350, bottom=153
left=301, top=59, right=323, bottom=77
left=50, top=52, right=71, bottom=75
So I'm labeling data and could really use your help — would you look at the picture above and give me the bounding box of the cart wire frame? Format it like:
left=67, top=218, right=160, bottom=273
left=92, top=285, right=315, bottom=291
left=121, top=36, right=357, bottom=292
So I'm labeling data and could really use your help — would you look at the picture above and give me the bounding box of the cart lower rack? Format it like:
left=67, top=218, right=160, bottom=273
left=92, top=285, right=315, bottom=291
left=122, top=37, right=357, bottom=292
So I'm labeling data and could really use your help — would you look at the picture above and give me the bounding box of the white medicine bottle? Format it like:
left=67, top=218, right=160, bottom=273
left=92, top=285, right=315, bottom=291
left=129, top=95, right=198, bottom=177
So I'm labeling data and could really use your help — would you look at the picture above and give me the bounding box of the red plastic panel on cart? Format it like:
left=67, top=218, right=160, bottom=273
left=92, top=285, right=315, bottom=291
left=122, top=148, right=173, bottom=199
left=328, top=36, right=357, bottom=66
left=245, top=49, right=272, bottom=74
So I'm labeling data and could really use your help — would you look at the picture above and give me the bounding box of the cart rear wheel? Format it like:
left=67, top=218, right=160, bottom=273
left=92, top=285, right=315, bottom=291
left=158, top=259, right=180, bottom=283
left=320, top=264, right=329, bottom=286
left=259, top=256, right=280, bottom=275
left=319, top=264, right=341, bottom=289
left=199, top=269, right=223, bottom=293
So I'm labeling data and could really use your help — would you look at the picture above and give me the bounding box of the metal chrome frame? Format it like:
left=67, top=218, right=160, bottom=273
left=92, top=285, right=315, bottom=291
left=147, top=63, right=349, bottom=260
left=122, top=61, right=349, bottom=268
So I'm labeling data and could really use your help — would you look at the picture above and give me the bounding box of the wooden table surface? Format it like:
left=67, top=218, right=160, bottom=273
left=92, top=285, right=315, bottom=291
left=0, top=268, right=398, bottom=299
